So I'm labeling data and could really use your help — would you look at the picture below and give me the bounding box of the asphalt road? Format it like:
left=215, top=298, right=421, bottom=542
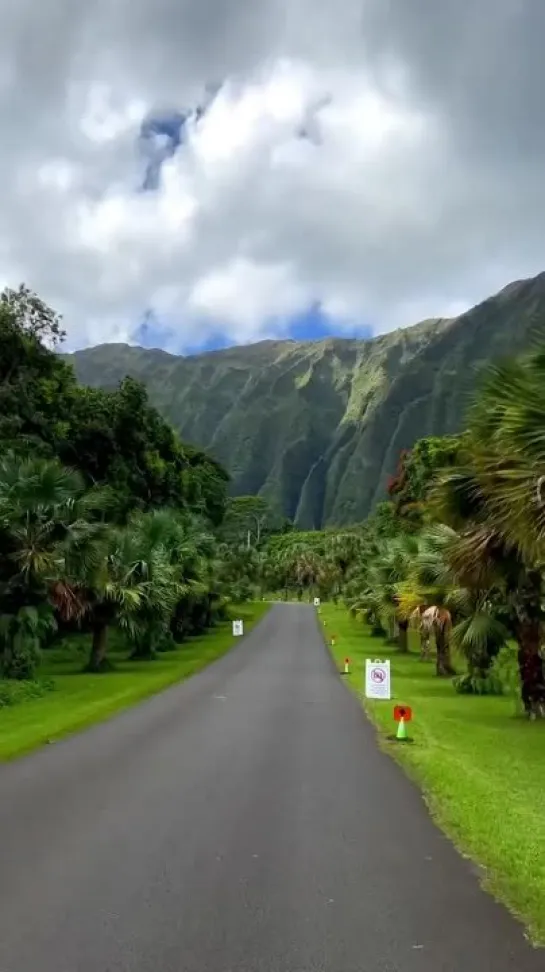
left=0, top=604, right=541, bottom=972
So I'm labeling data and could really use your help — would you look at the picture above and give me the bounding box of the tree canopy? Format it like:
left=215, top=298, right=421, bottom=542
left=0, top=286, right=234, bottom=680
left=0, top=286, right=229, bottom=524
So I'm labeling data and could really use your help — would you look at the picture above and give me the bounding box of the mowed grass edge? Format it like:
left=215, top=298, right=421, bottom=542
left=319, top=602, right=545, bottom=946
left=0, top=601, right=270, bottom=762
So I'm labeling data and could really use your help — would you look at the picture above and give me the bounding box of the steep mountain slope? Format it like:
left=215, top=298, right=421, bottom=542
left=66, top=271, right=545, bottom=526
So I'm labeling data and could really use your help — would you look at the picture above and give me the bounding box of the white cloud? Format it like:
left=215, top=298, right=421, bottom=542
left=188, top=258, right=311, bottom=337
left=0, top=1, right=545, bottom=350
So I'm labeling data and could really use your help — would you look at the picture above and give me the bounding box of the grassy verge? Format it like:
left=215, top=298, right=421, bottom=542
left=320, top=603, right=545, bottom=945
left=0, top=601, right=269, bottom=762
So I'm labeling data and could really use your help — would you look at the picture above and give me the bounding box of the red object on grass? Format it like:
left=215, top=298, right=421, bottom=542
left=394, top=705, right=413, bottom=722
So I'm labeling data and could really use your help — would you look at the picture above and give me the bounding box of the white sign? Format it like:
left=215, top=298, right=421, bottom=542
left=232, top=619, right=244, bottom=637
left=314, top=597, right=321, bottom=607
left=365, top=659, right=391, bottom=700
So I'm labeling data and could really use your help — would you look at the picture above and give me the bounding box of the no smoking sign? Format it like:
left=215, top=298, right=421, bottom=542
left=365, top=659, right=391, bottom=699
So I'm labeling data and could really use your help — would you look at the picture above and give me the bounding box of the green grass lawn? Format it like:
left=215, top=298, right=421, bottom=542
left=0, top=601, right=269, bottom=762
left=320, top=603, right=545, bottom=946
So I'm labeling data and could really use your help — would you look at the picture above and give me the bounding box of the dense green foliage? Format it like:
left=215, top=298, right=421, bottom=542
left=218, top=495, right=291, bottom=546
left=386, top=434, right=462, bottom=530
left=1, top=287, right=229, bottom=524
left=67, top=271, right=545, bottom=526
left=0, top=287, right=239, bottom=685
left=260, top=331, right=545, bottom=717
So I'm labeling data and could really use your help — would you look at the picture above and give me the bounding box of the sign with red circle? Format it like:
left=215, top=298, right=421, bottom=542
left=365, top=659, right=391, bottom=699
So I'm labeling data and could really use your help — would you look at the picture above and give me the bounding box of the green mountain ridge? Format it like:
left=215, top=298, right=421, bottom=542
left=66, top=270, right=545, bottom=527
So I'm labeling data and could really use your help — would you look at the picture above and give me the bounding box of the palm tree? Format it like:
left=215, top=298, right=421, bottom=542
left=366, top=534, right=421, bottom=652
left=396, top=524, right=459, bottom=676
left=430, top=339, right=545, bottom=712
left=0, top=454, right=110, bottom=678
left=61, top=509, right=207, bottom=671
left=324, top=531, right=366, bottom=600
left=435, top=501, right=543, bottom=709
left=123, top=511, right=187, bottom=659
left=292, top=547, right=322, bottom=601
left=397, top=523, right=511, bottom=680
left=343, top=534, right=419, bottom=650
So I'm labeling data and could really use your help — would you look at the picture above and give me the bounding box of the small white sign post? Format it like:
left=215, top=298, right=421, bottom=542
left=313, top=597, right=320, bottom=607
left=232, top=619, right=244, bottom=637
left=365, top=659, right=391, bottom=700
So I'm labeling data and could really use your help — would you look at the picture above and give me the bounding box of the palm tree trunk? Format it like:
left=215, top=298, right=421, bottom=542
left=435, top=626, right=455, bottom=677
left=515, top=620, right=545, bottom=716
left=87, top=621, right=109, bottom=672
left=398, top=619, right=409, bottom=653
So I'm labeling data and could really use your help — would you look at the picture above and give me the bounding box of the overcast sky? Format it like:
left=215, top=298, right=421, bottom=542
left=1, top=0, right=544, bottom=351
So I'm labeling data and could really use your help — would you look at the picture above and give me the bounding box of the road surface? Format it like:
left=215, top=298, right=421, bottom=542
left=0, top=604, right=541, bottom=971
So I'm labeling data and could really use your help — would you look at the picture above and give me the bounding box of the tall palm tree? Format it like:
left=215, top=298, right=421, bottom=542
left=434, top=499, right=543, bottom=709
left=430, top=340, right=545, bottom=712
left=119, top=509, right=189, bottom=659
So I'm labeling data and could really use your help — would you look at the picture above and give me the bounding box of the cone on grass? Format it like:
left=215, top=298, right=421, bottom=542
left=343, top=657, right=350, bottom=675
left=396, top=716, right=408, bottom=741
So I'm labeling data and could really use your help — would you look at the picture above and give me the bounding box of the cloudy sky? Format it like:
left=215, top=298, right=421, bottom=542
left=1, top=0, right=544, bottom=351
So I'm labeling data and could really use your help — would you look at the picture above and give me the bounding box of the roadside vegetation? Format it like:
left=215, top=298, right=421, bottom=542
left=259, top=330, right=545, bottom=942
left=0, top=286, right=276, bottom=755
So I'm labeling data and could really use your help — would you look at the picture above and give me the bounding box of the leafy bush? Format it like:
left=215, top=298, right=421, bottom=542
left=0, top=605, right=57, bottom=680
left=490, top=642, right=521, bottom=698
left=155, top=631, right=178, bottom=654
left=0, top=678, right=55, bottom=708
left=453, top=672, right=503, bottom=695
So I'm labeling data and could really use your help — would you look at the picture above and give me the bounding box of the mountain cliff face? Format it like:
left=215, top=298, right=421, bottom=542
left=66, top=271, right=545, bottom=526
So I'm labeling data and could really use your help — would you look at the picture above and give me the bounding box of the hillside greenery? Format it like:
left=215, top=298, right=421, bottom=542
left=259, top=329, right=545, bottom=716
left=67, top=270, right=545, bottom=527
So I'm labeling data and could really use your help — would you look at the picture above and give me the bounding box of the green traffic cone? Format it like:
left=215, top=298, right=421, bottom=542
left=396, top=716, right=408, bottom=741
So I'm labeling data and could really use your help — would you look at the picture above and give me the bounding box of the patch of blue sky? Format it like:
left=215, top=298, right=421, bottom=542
left=138, top=85, right=221, bottom=191
left=134, top=303, right=373, bottom=355
left=139, top=111, right=187, bottom=192
left=287, top=303, right=372, bottom=342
